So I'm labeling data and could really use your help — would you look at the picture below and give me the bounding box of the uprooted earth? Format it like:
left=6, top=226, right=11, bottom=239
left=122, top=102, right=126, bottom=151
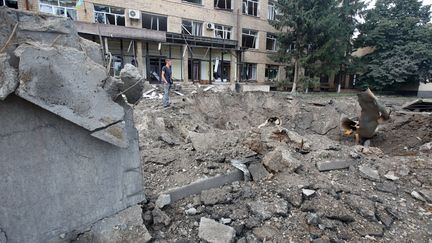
left=131, top=89, right=432, bottom=243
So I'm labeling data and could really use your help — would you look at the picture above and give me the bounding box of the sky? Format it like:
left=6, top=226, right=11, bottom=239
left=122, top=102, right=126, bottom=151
left=367, top=0, right=432, bottom=9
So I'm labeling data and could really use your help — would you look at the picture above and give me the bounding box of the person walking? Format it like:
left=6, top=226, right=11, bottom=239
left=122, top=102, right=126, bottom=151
left=161, top=59, right=173, bottom=108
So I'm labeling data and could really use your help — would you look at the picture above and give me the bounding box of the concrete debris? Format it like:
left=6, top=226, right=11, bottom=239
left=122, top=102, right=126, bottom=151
left=0, top=53, right=18, bottom=100
left=375, top=182, right=397, bottom=194
left=411, top=191, right=427, bottom=202
left=120, top=64, right=144, bottom=104
left=230, top=159, right=252, bottom=181
left=359, top=165, right=380, bottom=181
left=418, top=190, right=432, bottom=203
left=201, top=187, right=231, bottom=205
left=198, top=217, right=236, bottom=243
left=384, top=171, right=400, bottom=181
left=203, top=85, right=215, bottom=92
left=344, top=194, right=376, bottom=221
left=155, top=194, right=171, bottom=209
left=90, top=121, right=129, bottom=148
left=103, top=77, right=124, bottom=100
left=173, top=91, right=185, bottom=96
left=185, top=207, right=197, bottom=215
left=252, top=225, right=278, bottom=241
left=248, top=162, right=271, bottom=181
left=220, top=218, right=232, bottom=224
left=307, top=212, right=321, bottom=225
left=248, top=199, right=289, bottom=220
left=316, top=160, right=353, bottom=172
left=402, top=99, right=432, bottom=112
left=419, top=142, right=432, bottom=152
left=262, top=147, right=302, bottom=173
left=302, top=189, right=316, bottom=197
left=152, top=208, right=171, bottom=226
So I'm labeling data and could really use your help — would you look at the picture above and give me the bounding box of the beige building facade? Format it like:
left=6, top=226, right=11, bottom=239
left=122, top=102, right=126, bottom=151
left=10, top=0, right=286, bottom=84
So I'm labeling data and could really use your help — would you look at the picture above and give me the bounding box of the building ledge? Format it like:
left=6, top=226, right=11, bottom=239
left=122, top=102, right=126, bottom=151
left=74, top=22, right=166, bottom=42
left=166, top=32, right=238, bottom=49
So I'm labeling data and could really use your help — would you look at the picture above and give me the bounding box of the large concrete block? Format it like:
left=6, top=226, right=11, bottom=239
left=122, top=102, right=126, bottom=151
left=0, top=53, right=18, bottom=100
left=0, top=95, right=145, bottom=243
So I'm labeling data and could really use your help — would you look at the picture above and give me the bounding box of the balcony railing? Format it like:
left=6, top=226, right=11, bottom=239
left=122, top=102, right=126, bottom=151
left=166, top=32, right=238, bottom=49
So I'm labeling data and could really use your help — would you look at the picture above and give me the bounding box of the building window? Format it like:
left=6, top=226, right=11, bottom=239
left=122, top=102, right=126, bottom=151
left=268, top=1, right=276, bottom=20
left=0, top=0, right=18, bottom=8
left=214, top=0, right=232, bottom=10
left=182, top=20, right=203, bottom=36
left=39, top=0, right=77, bottom=20
left=242, top=29, right=258, bottom=49
left=242, top=0, right=259, bottom=17
left=142, top=13, right=167, bottom=31
left=242, top=63, right=257, bottom=81
left=266, top=33, right=277, bottom=51
left=94, top=5, right=125, bottom=26
left=214, top=25, right=232, bottom=39
left=265, top=65, right=279, bottom=81
left=183, top=0, right=202, bottom=4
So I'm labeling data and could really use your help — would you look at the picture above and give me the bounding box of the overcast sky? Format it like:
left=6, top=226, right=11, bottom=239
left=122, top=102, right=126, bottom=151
left=367, top=0, right=432, bottom=9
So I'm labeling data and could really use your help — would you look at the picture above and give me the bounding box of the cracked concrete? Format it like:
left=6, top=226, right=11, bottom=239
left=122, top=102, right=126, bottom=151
left=0, top=227, right=7, bottom=243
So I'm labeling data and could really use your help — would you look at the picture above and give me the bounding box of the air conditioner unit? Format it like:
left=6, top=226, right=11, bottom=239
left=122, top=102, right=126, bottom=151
left=206, top=23, right=215, bottom=30
left=128, top=9, right=140, bottom=19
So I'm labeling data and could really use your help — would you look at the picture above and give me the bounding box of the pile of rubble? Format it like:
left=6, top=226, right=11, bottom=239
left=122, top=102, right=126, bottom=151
left=135, top=92, right=432, bottom=242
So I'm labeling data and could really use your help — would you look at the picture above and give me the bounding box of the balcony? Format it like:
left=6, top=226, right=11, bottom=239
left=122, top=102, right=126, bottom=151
left=166, top=32, right=238, bottom=49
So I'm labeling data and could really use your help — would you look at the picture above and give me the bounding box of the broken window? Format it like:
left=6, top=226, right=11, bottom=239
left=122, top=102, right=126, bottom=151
left=241, top=63, right=257, bottom=80
left=214, top=25, right=232, bottom=39
left=242, top=0, right=259, bottom=17
left=1, top=0, right=18, bottom=8
left=265, top=65, right=279, bottom=81
left=142, top=13, right=167, bottom=31
left=39, top=0, right=77, bottom=20
left=214, top=0, right=232, bottom=10
left=242, top=29, right=258, bottom=49
left=183, top=0, right=202, bottom=4
left=94, top=4, right=125, bottom=26
left=182, top=20, right=203, bottom=36
left=266, top=33, right=277, bottom=51
left=267, top=1, right=276, bottom=20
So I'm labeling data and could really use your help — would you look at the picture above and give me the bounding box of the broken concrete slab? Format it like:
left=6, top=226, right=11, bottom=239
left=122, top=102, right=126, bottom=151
left=120, top=64, right=144, bottom=104
left=102, top=77, right=124, bottom=101
left=411, top=191, right=427, bottom=202
left=316, top=160, right=353, bottom=172
left=155, top=194, right=171, bottom=209
left=75, top=205, right=152, bottom=243
left=384, top=171, right=400, bottom=181
left=359, top=165, right=380, bottom=181
left=198, top=217, right=236, bottom=243
left=248, top=162, right=271, bottom=181
left=78, top=37, right=104, bottom=66
left=262, top=147, right=302, bottom=173
left=91, top=121, right=129, bottom=148
left=0, top=53, right=18, bottom=100
left=402, top=99, right=432, bottom=112
left=14, top=44, right=125, bottom=133
left=248, top=198, right=289, bottom=220
left=344, top=194, right=376, bottom=221
left=418, top=190, right=432, bottom=203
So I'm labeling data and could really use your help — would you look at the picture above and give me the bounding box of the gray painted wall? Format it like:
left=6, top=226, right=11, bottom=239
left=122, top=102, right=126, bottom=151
left=0, top=95, right=145, bottom=243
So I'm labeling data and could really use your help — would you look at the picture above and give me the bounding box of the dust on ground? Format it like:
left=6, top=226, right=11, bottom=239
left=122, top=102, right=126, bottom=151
left=134, top=89, right=432, bottom=242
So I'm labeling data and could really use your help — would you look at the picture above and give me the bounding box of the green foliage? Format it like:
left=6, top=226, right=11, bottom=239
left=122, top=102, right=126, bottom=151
left=354, top=0, right=432, bottom=90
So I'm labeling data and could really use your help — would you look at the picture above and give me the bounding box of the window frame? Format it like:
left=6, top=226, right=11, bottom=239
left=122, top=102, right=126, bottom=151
left=242, top=63, right=257, bottom=81
left=214, top=24, right=232, bottom=40
left=267, top=1, right=276, bottom=20
left=182, top=0, right=203, bottom=5
left=1, top=0, right=18, bottom=8
left=242, top=29, right=258, bottom=49
left=266, top=33, right=277, bottom=51
left=265, top=64, right=279, bottom=81
left=182, top=19, right=203, bottom=36
left=39, top=0, right=77, bottom=20
left=242, top=0, right=259, bottom=17
left=214, top=0, right=232, bottom=10
left=93, top=4, right=125, bottom=26
left=142, top=12, right=167, bottom=31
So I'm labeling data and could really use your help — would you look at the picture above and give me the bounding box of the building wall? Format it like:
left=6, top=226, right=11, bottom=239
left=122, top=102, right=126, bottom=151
left=21, top=0, right=284, bottom=83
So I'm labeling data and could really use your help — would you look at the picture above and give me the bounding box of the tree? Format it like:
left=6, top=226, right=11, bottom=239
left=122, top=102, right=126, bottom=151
left=272, top=0, right=364, bottom=93
left=354, top=0, right=432, bottom=90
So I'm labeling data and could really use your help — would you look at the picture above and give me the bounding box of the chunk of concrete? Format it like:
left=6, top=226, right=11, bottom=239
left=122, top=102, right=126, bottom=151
left=359, top=165, right=380, bottom=181
left=0, top=53, right=18, bottom=100
left=103, top=77, right=124, bottom=100
left=316, top=160, right=353, bottom=172
left=91, top=121, right=129, bottom=148
left=302, top=189, right=316, bottom=197
left=78, top=37, right=104, bottom=65
left=120, top=64, right=144, bottom=104
left=201, top=187, right=231, bottom=205
left=262, top=148, right=301, bottom=173
left=152, top=208, right=171, bottom=226
left=155, top=194, right=171, bottom=209
left=248, top=199, right=289, bottom=220
left=14, top=44, right=125, bottom=132
left=75, top=205, right=152, bottom=243
left=419, top=142, right=432, bottom=153
left=198, top=217, right=236, bottom=243
left=248, top=162, right=271, bottom=181
left=411, top=191, right=427, bottom=202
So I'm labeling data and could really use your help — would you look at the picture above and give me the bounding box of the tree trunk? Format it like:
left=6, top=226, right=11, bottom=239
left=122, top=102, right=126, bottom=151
left=291, top=59, right=298, bottom=93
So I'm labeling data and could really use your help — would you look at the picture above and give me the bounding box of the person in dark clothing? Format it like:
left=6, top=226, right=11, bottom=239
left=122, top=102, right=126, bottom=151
left=161, top=59, right=173, bottom=108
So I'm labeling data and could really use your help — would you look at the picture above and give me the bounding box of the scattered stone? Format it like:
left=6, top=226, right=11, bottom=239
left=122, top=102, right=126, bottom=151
left=307, top=213, right=321, bottom=225
left=376, top=207, right=394, bottom=228
left=350, top=151, right=362, bottom=159
left=279, top=189, right=303, bottom=208
left=198, top=217, right=236, bottom=243
left=384, top=171, right=400, bottom=181
left=398, top=165, right=410, bottom=176
left=237, top=237, right=247, bottom=243
left=286, top=130, right=311, bottom=151
left=359, top=165, right=380, bottom=181
left=352, top=219, right=384, bottom=237
left=344, top=194, right=376, bottom=221
left=316, top=160, right=353, bottom=172
left=411, top=191, right=427, bottom=202
left=185, top=207, right=197, bottom=215
left=119, top=64, right=144, bottom=104
left=159, top=133, right=178, bottom=146
left=152, top=208, right=171, bottom=226
left=419, top=190, right=432, bottom=203
left=302, top=189, right=316, bottom=198
left=201, top=187, right=230, bottom=205
left=262, top=147, right=302, bottom=173
left=220, top=218, right=232, bottom=224
left=375, top=182, right=397, bottom=194
left=419, top=142, right=432, bottom=152
left=248, top=162, right=271, bottom=181
left=252, top=225, right=278, bottom=241
left=0, top=53, right=18, bottom=100
left=155, top=194, right=171, bottom=209
left=102, top=76, right=123, bottom=100
left=248, top=199, right=289, bottom=220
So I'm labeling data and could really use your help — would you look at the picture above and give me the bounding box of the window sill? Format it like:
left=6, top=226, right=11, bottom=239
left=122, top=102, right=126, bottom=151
left=181, top=1, right=204, bottom=7
left=242, top=13, right=261, bottom=19
left=214, top=8, right=233, bottom=12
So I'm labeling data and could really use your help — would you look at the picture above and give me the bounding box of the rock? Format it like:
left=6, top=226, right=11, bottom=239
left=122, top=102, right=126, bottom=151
left=316, top=160, right=353, bottom=172
left=307, top=213, right=321, bottom=225
left=159, top=133, right=178, bottom=146
left=14, top=44, right=125, bottom=133
left=185, top=208, right=197, bottom=215
left=302, top=189, right=316, bottom=198
left=248, top=199, right=289, bottom=220
left=350, top=151, right=362, bottom=159
left=76, top=205, right=152, bottom=243
left=286, top=130, right=311, bottom=150
left=90, top=121, right=129, bottom=148
left=220, top=218, right=232, bottom=224
left=236, top=237, right=247, bottom=243
left=411, top=191, right=427, bottom=202
left=376, top=206, right=394, bottom=228
left=419, top=142, right=432, bottom=152
left=252, top=225, right=279, bottom=241
left=284, top=190, right=303, bottom=208
left=248, top=162, right=271, bottom=181
left=198, top=217, right=236, bottom=243
left=152, top=208, right=171, bottom=226
left=201, top=187, right=230, bottom=205
left=0, top=53, right=18, bottom=100
left=384, top=171, right=400, bottom=181
left=352, top=218, right=384, bottom=237
left=155, top=194, right=171, bottom=209
left=375, top=182, right=397, bottom=194
left=344, top=194, right=376, bottom=221
left=398, top=164, right=410, bottom=176
left=119, top=64, right=144, bottom=104
left=419, top=190, right=432, bottom=203
left=103, top=77, right=124, bottom=100
left=262, top=147, right=301, bottom=173
left=359, top=165, right=380, bottom=181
